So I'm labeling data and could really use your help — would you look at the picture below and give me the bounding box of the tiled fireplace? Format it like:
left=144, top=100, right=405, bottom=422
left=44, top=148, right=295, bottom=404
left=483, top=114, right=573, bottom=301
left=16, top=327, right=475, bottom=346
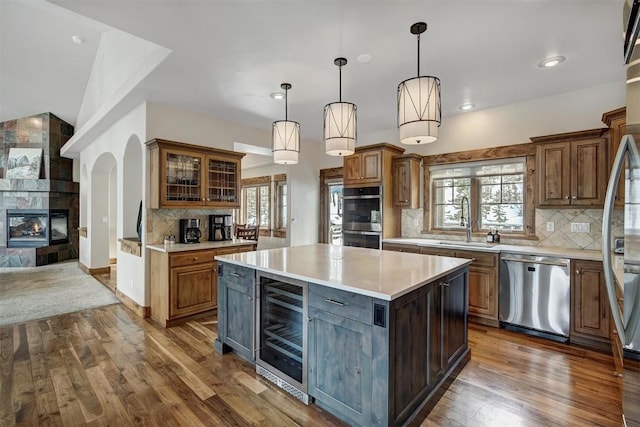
left=0, top=113, right=79, bottom=267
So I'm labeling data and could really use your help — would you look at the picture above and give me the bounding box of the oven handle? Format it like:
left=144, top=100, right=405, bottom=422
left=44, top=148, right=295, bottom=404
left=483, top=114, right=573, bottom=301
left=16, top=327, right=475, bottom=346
left=343, top=230, right=381, bottom=236
left=500, top=256, right=568, bottom=268
left=343, top=195, right=381, bottom=200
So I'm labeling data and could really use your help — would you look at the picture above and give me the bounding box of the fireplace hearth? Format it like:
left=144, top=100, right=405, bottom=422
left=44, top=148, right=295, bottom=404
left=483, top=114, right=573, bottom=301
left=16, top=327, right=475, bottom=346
left=7, top=209, right=69, bottom=248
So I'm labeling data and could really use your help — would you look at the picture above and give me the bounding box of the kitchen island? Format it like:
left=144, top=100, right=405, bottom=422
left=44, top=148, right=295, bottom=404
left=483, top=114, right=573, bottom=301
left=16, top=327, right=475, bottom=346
left=214, top=244, right=471, bottom=426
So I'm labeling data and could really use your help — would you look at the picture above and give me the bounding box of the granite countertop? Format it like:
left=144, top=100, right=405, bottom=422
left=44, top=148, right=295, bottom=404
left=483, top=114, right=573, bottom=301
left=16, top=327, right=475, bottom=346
left=147, top=239, right=257, bottom=253
left=382, top=238, right=603, bottom=261
left=216, top=244, right=471, bottom=301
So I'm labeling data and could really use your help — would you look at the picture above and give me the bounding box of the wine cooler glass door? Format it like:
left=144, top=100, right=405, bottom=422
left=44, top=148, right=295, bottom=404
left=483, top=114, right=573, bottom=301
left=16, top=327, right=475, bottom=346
left=257, top=273, right=307, bottom=392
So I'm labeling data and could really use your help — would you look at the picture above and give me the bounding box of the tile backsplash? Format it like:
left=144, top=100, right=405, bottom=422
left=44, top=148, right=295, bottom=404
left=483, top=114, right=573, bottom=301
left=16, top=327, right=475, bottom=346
left=146, top=208, right=233, bottom=244
left=401, top=208, right=624, bottom=251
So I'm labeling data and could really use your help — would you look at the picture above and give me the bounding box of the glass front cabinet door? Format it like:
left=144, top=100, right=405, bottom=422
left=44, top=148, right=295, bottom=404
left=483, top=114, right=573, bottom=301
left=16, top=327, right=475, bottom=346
left=147, top=139, right=245, bottom=209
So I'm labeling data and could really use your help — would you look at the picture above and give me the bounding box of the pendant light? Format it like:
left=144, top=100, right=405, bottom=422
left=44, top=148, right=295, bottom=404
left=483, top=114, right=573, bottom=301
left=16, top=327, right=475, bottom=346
left=397, top=22, right=441, bottom=144
left=324, top=57, right=357, bottom=156
left=272, top=83, right=300, bottom=165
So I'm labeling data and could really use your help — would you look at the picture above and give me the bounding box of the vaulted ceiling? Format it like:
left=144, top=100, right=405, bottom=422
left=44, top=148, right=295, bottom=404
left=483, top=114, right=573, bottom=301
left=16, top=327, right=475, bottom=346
left=0, top=0, right=627, bottom=143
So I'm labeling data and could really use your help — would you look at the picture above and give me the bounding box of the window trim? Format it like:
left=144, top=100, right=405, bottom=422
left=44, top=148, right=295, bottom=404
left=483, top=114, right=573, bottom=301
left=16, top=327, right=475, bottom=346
left=422, top=143, right=537, bottom=239
left=274, top=173, right=287, bottom=238
left=241, top=176, right=270, bottom=233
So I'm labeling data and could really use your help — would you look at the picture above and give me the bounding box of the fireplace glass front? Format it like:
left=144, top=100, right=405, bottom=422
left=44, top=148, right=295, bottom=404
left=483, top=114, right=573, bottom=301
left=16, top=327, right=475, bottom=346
left=7, top=210, right=48, bottom=247
left=6, top=209, right=69, bottom=248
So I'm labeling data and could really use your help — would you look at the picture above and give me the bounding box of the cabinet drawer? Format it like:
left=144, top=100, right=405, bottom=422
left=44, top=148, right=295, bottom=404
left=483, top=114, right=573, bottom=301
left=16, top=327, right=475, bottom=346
left=455, top=250, right=497, bottom=268
left=219, top=262, right=254, bottom=288
left=382, top=243, right=420, bottom=253
left=215, top=245, right=254, bottom=256
left=419, top=247, right=456, bottom=258
left=170, top=250, right=216, bottom=268
left=309, top=284, right=372, bottom=325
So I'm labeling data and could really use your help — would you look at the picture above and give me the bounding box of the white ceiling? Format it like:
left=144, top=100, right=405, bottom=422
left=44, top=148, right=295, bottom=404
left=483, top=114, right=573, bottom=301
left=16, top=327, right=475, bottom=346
left=0, top=0, right=628, bottom=144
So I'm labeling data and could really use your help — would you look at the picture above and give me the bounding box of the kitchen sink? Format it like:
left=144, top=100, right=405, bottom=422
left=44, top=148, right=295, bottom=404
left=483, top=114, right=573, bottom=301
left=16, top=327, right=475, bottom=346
left=437, top=241, right=495, bottom=248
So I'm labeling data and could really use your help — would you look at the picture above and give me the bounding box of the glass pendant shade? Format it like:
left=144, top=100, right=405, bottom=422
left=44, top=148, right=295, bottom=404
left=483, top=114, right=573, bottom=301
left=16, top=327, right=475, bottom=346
left=397, top=75, right=441, bottom=144
left=272, top=120, right=300, bottom=165
left=324, top=101, right=357, bottom=156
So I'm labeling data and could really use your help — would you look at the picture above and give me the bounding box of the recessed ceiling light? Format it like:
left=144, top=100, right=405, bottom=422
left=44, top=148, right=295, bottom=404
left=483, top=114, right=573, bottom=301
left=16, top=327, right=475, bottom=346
left=537, top=55, right=566, bottom=68
left=270, top=92, right=285, bottom=100
left=458, top=103, right=476, bottom=111
left=357, top=54, right=372, bottom=63
left=71, top=35, right=84, bottom=45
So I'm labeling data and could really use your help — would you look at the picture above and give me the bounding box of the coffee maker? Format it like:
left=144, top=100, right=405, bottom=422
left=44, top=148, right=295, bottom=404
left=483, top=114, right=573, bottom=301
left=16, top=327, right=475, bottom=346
left=179, top=219, right=201, bottom=243
left=209, top=214, right=232, bottom=241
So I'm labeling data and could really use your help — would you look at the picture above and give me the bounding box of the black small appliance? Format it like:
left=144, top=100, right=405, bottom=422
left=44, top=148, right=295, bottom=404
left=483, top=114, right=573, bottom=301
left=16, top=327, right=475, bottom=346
left=209, top=214, right=232, bottom=241
left=179, top=218, right=201, bottom=243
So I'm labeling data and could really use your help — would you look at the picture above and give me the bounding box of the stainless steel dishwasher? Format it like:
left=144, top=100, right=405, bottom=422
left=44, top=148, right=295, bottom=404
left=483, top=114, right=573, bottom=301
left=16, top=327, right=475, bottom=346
left=499, top=253, right=570, bottom=341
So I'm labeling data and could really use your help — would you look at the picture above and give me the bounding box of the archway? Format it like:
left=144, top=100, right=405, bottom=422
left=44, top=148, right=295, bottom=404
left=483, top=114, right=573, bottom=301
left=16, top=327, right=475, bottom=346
left=89, top=152, right=117, bottom=269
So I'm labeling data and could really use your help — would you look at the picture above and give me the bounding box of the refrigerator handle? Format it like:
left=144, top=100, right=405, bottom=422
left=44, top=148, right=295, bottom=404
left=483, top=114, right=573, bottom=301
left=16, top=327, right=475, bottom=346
left=602, top=134, right=640, bottom=346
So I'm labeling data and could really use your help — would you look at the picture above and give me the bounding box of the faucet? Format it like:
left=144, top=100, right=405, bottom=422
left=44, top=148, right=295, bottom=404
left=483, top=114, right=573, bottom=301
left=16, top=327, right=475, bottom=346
left=460, top=196, right=471, bottom=243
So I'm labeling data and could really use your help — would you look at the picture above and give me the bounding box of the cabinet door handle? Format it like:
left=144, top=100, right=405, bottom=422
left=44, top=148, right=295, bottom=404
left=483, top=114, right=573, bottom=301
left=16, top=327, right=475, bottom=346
left=230, top=272, right=244, bottom=277
left=247, top=295, right=253, bottom=301
left=614, top=371, right=623, bottom=378
left=440, top=282, right=450, bottom=288
left=325, top=298, right=346, bottom=306
left=306, top=317, right=313, bottom=322
left=572, top=196, right=577, bottom=200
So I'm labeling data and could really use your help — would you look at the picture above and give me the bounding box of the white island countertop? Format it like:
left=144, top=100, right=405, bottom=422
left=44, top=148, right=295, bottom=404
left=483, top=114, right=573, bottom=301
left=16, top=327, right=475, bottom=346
left=147, top=239, right=257, bottom=253
left=215, top=243, right=471, bottom=301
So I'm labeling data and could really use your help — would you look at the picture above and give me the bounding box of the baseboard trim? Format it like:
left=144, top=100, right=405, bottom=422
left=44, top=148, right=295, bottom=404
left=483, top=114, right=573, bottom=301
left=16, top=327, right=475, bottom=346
left=116, top=289, right=150, bottom=319
left=469, top=314, right=499, bottom=328
left=78, top=262, right=110, bottom=276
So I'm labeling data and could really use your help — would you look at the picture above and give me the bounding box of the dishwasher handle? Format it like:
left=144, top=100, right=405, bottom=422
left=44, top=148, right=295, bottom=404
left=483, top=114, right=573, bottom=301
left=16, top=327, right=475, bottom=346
left=500, top=256, right=569, bottom=268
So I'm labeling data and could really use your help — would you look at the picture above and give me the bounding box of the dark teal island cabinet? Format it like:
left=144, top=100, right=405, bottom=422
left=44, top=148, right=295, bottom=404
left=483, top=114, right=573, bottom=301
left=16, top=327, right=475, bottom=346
left=214, top=244, right=471, bottom=426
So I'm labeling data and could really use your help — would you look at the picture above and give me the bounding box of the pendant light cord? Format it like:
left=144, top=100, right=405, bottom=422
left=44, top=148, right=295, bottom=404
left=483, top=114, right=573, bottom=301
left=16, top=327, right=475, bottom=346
left=284, top=86, right=288, bottom=120
left=417, top=33, right=421, bottom=77
left=339, top=64, right=342, bottom=102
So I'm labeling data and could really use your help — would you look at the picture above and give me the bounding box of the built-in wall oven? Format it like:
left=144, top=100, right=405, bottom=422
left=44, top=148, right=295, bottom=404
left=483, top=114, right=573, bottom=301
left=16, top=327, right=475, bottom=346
left=342, top=186, right=382, bottom=249
left=256, top=271, right=309, bottom=404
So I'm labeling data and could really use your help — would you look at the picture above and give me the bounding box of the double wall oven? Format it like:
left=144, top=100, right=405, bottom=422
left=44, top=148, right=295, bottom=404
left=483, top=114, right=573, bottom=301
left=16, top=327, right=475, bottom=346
left=342, top=186, right=382, bottom=249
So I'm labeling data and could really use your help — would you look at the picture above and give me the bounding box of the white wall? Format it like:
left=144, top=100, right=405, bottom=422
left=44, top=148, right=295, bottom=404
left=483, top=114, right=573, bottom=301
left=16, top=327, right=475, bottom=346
left=109, top=166, right=117, bottom=259
left=76, top=30, right=170, bottom=129
left=79, top=102, right=147, bottom=306
left=358, top=81, right=626, bottom=155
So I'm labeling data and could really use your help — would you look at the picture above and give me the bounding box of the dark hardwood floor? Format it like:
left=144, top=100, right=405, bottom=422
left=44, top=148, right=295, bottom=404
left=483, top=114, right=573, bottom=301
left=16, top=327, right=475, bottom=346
left=0, top=303, right=622, bottom=426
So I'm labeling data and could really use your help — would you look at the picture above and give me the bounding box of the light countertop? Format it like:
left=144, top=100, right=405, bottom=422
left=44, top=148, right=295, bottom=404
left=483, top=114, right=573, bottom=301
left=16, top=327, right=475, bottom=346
left=147, top=239, right=257, bottom=253
left=215, top=244, right=471, bottom=301
left=382, top=238, right=603, bottom=261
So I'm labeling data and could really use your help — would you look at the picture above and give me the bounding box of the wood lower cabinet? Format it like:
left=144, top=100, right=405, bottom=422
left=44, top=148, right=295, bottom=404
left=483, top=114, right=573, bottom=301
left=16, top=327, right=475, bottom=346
left=381, top=242, right=420, bottom=253
left=215, top=262, right=256, bottom=363
left=416, top=246, right=498, bottom=326
left=533, top=129, right=608, bottom=208
left=308, top=305, right=372, bottom=426
left=307, top=268, right=469, bottom=426
left=150, top=243, right=255, bottom=327
left=571, top=260, right=610, bottom=350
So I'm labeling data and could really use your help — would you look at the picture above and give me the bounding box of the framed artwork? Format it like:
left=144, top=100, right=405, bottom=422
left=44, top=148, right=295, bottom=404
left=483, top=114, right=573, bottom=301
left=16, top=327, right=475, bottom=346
left=5, top=148, right=42, bottom=179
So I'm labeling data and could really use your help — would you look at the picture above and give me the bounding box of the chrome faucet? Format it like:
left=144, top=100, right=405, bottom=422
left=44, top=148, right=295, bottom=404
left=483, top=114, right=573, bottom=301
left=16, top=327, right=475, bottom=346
left=460, top=196, right=471, bottom=242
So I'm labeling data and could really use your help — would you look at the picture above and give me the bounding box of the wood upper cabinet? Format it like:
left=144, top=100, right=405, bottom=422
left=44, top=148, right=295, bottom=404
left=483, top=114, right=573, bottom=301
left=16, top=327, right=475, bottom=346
left=571, top=260, right=611, bottom=349
left=392, top=154, right=422, bottom=209
left=533, top=129, right=608, bottom=208
left=602, top=107, right=626, bottom=207
left=343, top=143, right=404, bottom=187
left=147, top=138, right=245, bottom=209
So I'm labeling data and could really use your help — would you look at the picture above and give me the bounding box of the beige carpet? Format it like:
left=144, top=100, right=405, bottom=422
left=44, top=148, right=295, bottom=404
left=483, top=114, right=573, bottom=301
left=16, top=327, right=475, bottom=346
left=0, top=260, right=119, bottom=326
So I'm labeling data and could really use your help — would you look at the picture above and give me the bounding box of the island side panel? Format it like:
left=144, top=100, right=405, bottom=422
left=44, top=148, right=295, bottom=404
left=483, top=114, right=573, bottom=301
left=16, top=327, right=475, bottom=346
left=388, top=266, right=470, bottom=426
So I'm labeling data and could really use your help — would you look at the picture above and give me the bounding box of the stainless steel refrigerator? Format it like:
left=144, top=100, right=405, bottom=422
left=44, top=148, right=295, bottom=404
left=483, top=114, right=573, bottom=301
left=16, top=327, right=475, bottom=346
left=603, top=134, right=640, bottom=427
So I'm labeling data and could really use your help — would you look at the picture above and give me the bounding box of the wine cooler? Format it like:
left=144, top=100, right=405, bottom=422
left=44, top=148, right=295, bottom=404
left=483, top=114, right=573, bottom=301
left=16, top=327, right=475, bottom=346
left=256, top=272, right=309, bottom=404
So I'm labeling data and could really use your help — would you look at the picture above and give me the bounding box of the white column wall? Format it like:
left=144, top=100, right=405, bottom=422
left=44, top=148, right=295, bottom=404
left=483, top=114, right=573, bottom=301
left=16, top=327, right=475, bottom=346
left=79, top=102, right=147, bottom=306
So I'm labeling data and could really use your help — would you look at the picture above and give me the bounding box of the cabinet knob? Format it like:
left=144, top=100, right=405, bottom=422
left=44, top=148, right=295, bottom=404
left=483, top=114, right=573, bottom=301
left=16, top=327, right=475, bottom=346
left=613, top=371, right=623, bottom=378
left=566, top=196, right=570, bottom=200
left=193, top=257, right=199, bottom=261
left=306, top=317, right=313, bottom=322
left=576, top=270, right=580, bottom=275
left=440, top=282, right=450, bottom=288
left=572, top=196, right=577, bottom=200
left=247, top=295, right=253, bottom=301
